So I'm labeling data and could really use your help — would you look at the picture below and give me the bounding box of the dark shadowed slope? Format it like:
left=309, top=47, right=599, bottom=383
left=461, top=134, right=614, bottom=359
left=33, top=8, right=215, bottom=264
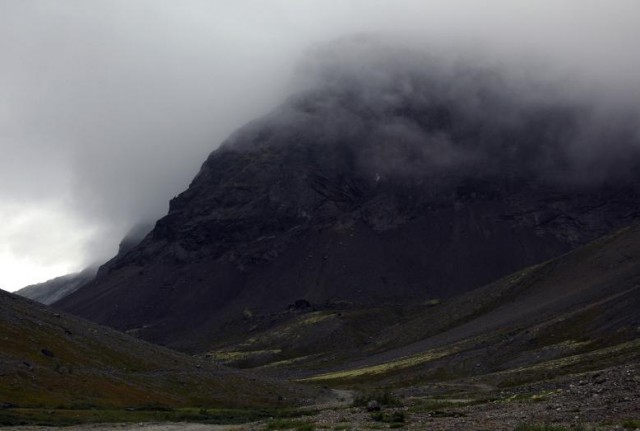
left=56, top=42, right=640, bottom=352
left=289, top=221, right=640, bottom=388
left=0, top=289, right=316, bottom=409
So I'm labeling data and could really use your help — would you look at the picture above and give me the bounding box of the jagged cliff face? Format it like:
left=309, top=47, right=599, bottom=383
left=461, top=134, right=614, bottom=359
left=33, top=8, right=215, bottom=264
left=56, top=42, right=640, bottom=351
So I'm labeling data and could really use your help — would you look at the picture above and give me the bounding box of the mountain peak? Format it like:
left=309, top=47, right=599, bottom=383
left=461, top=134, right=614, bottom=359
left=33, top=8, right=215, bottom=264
left=56, top=45, right=640, bottom=351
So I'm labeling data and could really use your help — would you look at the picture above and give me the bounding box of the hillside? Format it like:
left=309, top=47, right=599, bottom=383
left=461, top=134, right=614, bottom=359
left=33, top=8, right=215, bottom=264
left=207, top=221, right=640, bottom=392
left=0, top=289, right=318, bottom=414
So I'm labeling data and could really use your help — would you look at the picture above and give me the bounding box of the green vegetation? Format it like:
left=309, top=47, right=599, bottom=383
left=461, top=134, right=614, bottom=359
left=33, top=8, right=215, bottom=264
left=0, top=289, right=309, bottom=414
left=265, top=418, right=315, bottom=430
left=303, top=338, right=472, bottom=383
left=370, top=410, right=406, bottom=424
left=513, top=424, right=591, bottom=431
left=623, top=419, right=640, bottom=429
left=207, top=348, right=282, bottom=363
left=0, top=406, right=313, bottom=427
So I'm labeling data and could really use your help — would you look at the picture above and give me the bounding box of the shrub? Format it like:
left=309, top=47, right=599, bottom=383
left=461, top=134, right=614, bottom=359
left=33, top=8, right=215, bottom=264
left=352, top=390, right=401, bottom=408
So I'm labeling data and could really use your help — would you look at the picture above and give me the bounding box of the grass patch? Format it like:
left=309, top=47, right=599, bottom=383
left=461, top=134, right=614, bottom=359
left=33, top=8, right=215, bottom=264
left=207, top=349, right=282, bottom=362
left=302, top=341, right=467, bottom=383
left=514, top=424, right=591, bottom=431
left=429, top=410, right=465, bottom=418
left=499, top=390, right=560, bottom=404
left=0, top=406, right=313, bottom=427
left=265, top=418, right=315, bottom=430
left=623, top=419, right=640, bottom=429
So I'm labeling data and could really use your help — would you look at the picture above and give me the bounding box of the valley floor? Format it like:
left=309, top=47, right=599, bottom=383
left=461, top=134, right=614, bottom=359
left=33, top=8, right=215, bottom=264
left=2, top=362, right=639, bottom=431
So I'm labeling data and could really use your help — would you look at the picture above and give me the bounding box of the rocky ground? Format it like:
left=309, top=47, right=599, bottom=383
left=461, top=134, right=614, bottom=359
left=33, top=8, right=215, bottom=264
left=347, top=362, right=640, bottom=430
left=328, top=363, right=640, bottom=430
left=3, top=363, right=639, bottom=431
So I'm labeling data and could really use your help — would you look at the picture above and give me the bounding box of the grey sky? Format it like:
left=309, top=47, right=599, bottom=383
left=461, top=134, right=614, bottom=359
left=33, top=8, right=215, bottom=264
left=1, top=0, right=639, bottom=291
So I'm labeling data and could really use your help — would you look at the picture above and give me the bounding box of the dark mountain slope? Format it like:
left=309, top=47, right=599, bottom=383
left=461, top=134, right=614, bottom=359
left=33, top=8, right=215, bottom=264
left=205, top=221, right=640, bottom=394
left=56, top=40, right=640, bottom=351
left=0, top=289, right=316, bottom=410
left=293, top=221, right=640, bottom=387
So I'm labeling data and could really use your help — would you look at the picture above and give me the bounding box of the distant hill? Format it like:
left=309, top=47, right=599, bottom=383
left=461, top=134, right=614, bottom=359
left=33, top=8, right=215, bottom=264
left=16, top=222, right=153, bottom=305
left=15, top=266, right=97, bottom=305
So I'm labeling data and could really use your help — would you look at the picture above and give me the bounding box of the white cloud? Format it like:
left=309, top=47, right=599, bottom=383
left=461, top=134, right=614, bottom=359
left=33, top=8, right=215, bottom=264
left=0, top=201, right=97, bottom=291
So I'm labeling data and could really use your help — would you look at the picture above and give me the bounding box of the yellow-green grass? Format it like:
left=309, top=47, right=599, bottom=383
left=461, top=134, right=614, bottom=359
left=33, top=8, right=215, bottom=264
left=300, top=338, right=475, bottom=383
left=238, top=312, right=336, bottom=349
left=208, top=349, right=283, bottom=362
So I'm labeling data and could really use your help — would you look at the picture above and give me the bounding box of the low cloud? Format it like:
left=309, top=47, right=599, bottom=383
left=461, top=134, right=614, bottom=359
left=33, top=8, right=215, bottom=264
left=1, top=0, right=639, bottom=289
left=234, top=36, right=640, bottom=188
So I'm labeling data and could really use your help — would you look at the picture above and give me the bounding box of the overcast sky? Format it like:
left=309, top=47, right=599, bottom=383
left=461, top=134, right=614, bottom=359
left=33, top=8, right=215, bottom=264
left=1, top=0, right=639, bottom=292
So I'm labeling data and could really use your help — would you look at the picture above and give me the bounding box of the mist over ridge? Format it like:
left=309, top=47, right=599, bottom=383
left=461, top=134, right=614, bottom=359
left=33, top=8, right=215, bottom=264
left=218, top=35, right=640, bottom=191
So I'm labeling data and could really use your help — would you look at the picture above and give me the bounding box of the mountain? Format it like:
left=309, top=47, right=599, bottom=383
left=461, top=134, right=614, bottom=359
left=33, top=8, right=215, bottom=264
left=15, top=266, right=98, bottom=305
left=15, top=222, right=153, bottom=305
left=55, top=40, right=640, bottom=352
left=0, top=288, right=317, bottom=414
left=112, top=221, right=155, bottom=260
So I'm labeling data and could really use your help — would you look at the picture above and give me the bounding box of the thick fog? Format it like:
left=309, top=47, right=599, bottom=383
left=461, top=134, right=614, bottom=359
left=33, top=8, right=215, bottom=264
left=1, top=0, right=639, bottom=291
left=242, top=36, right=640, bottom=188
